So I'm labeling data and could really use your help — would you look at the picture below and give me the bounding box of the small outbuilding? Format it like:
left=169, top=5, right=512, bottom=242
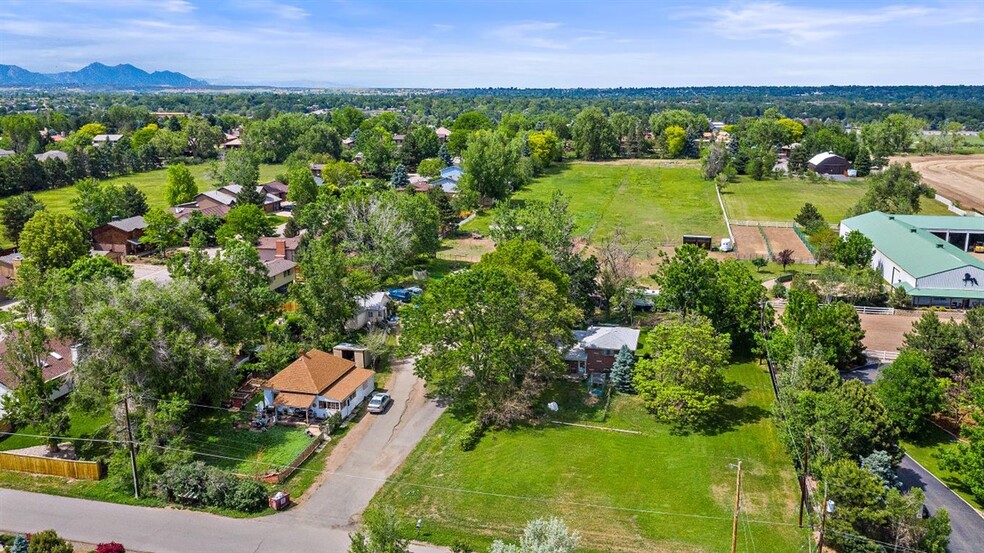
left=808, top=152, right=851, bottom=175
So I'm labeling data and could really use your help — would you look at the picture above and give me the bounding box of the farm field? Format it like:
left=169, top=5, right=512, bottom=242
left=30, top=163, right=285, bottom=216
left=370, top=362, right=806, bottom=553
left=890, top=154, right=984, bottom=214
left=722, top=176, right=952, bottom=222
left=463, top=161, right=728, bottom=257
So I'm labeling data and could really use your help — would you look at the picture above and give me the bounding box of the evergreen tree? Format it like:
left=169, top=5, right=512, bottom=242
left=390, top=163, right=410, bottom=188
left=788, top=145, right=808, bottom=174
left=119, top=183, right=149, bottom=217
left=610, top=345, right=636, bottom=393
left=11, top=535, right=28, bottom=553
left=855, top=147, right=872, bottom=177
left=438, top=143, right=452, bottom=167
left=235, top=184, right=266, bottom=206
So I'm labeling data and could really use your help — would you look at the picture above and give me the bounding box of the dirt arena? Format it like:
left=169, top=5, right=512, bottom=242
left=762, top=227, right=813, bottom=262
left=889, top=154, right=984, bottom=214
left=732, top=225, right=770, bottom=257
left=859, top=311, right=965, bottom=352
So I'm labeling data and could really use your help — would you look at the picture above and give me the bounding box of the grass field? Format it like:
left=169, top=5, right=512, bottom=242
left=463, top=161, right=728, bottom=255
left=370, top=362, right=806, bottom=553
left=722, top=176, right=952, bottom=222
left=30, top=163, right=285, bottom=216
left=902, top=425, right=983, bottom=511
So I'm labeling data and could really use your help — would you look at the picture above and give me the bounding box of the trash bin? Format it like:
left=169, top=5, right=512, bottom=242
left=269, top=491, right=290, bottom=510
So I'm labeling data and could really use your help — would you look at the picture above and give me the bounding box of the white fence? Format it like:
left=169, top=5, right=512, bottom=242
left=933, top=194, right=973, bottom=217
left=864, top=349, right=899, bottom=362
left=769, top=300, right=895, bottom=316
left=731, top=220, right=795, bottom=228
left=854, top=306, right=895, bottom=315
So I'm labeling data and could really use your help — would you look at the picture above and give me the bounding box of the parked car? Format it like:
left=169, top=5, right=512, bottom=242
left=367, top=392, right=392, bottom=414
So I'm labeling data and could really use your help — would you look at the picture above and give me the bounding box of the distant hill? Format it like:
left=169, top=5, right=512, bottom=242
left=0, top=62, right=208, bottom=88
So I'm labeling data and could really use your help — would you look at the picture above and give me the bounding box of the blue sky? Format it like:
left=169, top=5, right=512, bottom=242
left=1, top=0, right=982, bottom=87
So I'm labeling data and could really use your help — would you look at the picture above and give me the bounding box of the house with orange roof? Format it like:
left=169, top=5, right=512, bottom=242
left=261, top=349, right=375, bottom=422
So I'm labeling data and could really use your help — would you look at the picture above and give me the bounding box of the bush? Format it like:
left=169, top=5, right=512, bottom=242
left=459, top=420, right=487, bottom=451
left=95, top=544, right=126, bottom=553
left=26, top=530, right=73, bottom=553
left=771, top=282, right=788, bottom=299
left=155, top=461, right=267, bottom=512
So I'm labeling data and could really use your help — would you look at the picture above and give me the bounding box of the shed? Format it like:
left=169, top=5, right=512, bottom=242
left=808, top=152, right=851, bottom=175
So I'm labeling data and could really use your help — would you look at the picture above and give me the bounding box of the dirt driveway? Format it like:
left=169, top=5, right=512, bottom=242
left=890, top=154, right=984, bottom=213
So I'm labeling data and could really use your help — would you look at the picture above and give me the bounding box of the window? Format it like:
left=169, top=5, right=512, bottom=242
left=317, top=400, right=327, bottom=409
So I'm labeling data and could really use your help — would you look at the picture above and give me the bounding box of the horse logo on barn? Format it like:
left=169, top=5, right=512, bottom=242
left=965, top=273, right=980, bottom=287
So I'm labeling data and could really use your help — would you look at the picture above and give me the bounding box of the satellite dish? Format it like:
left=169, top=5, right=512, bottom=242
left=547, top=402, right=559, bottom=412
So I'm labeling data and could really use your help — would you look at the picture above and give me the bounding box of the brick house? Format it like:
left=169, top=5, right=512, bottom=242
left=256, top=236, right=301, bottom=262
left=91, top=216, right=147, bottom=255
left=565, top=326, right=640, bottom=377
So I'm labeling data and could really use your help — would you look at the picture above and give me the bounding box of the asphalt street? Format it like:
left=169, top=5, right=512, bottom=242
left=0, top=361, right=447, bottom=553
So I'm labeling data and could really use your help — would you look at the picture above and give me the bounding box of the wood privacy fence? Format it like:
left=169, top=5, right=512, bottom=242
left=0, top=451, right=104, bottom=480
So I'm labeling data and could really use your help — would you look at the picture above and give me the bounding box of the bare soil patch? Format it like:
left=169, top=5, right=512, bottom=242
left=890, top=154, right=984, bottom=214
left=860, top=311, right=965, bottom=352
left=732, top=225, right=769, bottom=258
left=762, top=227, right=813, bottom=262
left=437, top=236, right=495, bottom=262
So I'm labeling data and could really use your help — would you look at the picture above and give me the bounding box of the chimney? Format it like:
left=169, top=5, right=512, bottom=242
left=276, top=239, right=287, bottom=259
left=70, top=344, right=82, bottom=365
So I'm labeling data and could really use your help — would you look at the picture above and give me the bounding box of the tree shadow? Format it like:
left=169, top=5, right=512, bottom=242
left=667, top=381, right=767, bottom=437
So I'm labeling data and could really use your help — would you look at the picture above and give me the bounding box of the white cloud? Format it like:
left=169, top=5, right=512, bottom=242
left=489, top=21, right=566, bottom=49
left=433, top=24, right=454, bottom=32
left=239, top=0, right=308, bottom=20
left=703, top=2, right=933, bottom=44
left=52, top=0, right=196, bottom=13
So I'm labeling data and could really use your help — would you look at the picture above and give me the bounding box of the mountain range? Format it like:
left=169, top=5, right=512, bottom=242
left=0, top=63, right=208, bottom=88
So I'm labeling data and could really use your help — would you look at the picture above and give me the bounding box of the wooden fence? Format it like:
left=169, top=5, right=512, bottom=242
left=275, top=434, right=324, bottom=484
left=0, top=451, right=104, bottom=480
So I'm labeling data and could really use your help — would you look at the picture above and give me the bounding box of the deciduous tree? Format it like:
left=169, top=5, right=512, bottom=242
left=633, top=318, right=731, bottom=428
left=19, top=210, right=88, bottom=272
left=1, top=193, right=45, bottom=245
left=163, top=164, right=198, bottom=206
left=875, top=351, right=943, bottom=435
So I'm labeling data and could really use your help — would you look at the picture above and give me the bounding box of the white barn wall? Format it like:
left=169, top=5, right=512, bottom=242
left=871, top=251, right=916, bottom=287
left=918, top=266, right=984, bottom=289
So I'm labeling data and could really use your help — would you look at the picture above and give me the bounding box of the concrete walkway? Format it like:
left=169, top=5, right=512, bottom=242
left=0, top=361, right=448, bottom=552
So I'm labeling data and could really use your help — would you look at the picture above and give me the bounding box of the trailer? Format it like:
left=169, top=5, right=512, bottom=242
left=683, top=235, right=713, bottom=250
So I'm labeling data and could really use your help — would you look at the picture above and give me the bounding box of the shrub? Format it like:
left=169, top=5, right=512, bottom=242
left=95, top=543, right=126, bottom=553
left=26, top=530, right=73, bottom=553
left=459, top=420, right=486, bottom=451
left=771, top=282, right=787, bottom=299
left=154, top=461, right=267, bottom=512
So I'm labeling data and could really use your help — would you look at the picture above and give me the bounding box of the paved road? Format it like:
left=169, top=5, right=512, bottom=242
left=0, top=361, right=447, bottom=552
left=898, top=455, right=984, bottom=553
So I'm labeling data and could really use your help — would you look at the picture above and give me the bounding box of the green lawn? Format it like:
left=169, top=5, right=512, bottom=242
left=722, top=176, right=952, bottom=222
left=463, top=161, right=728, bottom=255
left=30, top=163, right=285, bottom=216
left=370, top=362, right=806, bottom=553
left=185, top=400, right=313, bottom=477
left=0, top=404, right=111, bottom=454
left=902, top=425, right=983, bottom=511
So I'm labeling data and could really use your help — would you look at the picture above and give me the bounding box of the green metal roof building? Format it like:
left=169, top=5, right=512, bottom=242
left=839, top=211, right=984, bottom=308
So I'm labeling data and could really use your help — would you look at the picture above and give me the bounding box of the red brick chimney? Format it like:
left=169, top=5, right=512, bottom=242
left=276, top=239, right=286, bottom=258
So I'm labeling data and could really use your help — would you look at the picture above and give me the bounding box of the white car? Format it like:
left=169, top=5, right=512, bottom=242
left=367, top=392, right=392, bottom=414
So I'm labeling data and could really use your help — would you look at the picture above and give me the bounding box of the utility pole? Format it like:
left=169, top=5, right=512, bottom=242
left=121, top=395, right=140, bottom=499
left=730, top=460, right=743, bottom=553
left=799, top=434, right=811, bottom=527
left=817, top=485, right=831, bottom=553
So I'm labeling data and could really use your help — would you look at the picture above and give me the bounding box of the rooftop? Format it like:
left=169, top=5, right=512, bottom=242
left=807, top=151, right=845, bottom=165
left=889, top=214, right=984, bottom=232
left=0, top=336, right=75, bottom=388
left=264, top=349, right=356, bottom=395
left=263, top=258, right=296, bottom=276
left=841, top=211, right=984, bottom=278
left=103, top=216, right=147, bottom=233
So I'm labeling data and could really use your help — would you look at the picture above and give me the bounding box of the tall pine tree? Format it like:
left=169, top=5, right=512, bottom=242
left=610, top=345, right=636, bottom=393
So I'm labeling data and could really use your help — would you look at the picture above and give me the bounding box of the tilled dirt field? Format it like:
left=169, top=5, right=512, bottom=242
left=763, top=227, right=813, bottom=262
left=732, top=225, right=770, bottom=257
left=890, top=154, right=984, bottom=214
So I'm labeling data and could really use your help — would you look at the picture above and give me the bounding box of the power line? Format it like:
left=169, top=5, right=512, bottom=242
left=0, top=429, right=802, bottom=529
